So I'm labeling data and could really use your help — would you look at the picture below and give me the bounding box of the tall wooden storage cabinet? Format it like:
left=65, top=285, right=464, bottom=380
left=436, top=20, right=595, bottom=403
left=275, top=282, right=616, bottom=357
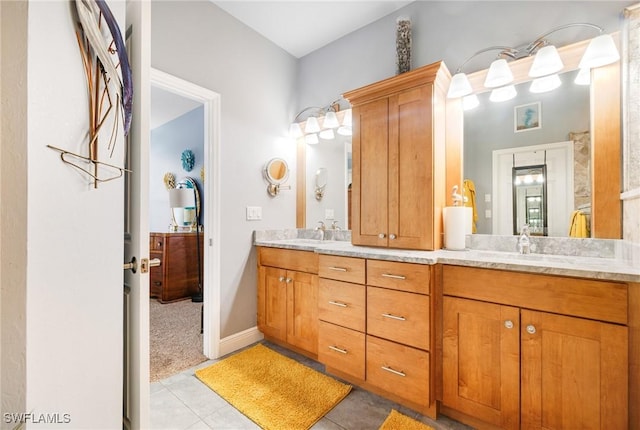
left=343, top=61, right=460, bottom=250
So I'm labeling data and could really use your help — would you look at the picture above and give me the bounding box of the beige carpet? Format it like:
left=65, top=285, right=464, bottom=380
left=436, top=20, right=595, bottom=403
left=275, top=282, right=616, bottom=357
left=150, top=298, right=207, bottom=382
left=196, top=344, right=352, bottom=430
left=379, top=410, right=435, bottom=430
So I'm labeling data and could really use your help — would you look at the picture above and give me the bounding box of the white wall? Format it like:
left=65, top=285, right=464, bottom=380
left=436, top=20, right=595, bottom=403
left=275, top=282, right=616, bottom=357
left=2, top=1, right=125, bottom=427
left=151, top=1, right=298, bottom=337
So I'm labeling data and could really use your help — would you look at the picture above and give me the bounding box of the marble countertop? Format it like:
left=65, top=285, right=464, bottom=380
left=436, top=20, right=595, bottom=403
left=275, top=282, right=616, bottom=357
left=254, top=237, right=640, bottom=283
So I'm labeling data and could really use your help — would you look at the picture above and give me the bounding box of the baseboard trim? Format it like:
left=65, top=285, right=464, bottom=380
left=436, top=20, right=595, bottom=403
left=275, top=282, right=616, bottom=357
left=218, top=326, right=264, bottom=357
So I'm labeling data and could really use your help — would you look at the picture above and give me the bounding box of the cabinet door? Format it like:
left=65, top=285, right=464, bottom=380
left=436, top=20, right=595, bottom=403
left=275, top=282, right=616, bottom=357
left=257, top=266, right=287, bottom=341
left=352, top=97, right=389, bottom=247
left=286, top=270, right=318, bottom=354
left=443, top=297, right=520, bottom=430
left=521, top=310, right=628, bottom=430
left=388, top=85, right=434, bottom=250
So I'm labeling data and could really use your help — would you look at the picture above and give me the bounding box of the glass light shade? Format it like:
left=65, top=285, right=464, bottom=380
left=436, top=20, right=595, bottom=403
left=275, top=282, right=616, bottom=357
left=462, top=94, right=480, bottom=111
left=489, top=85, right=517, bottom=102
left=341, top=109, right=352, bottom=126
left=319, top=129, right=335, bottom=140
left=304, top=116, right=320, bottom=133
left=305, top=133, right=319, bottom=145
left=574, top=67, right=591, bottom=85
left=288, top=122, right=303, bottom=138
left=337, top=126, right=352, bottom=136
left=579, top=34, right=620, bottom=69
left=322, top=111, right=339, bottom=128
left=529, top=45, right=564, bottom=77
left=484, top=59, right=514, bottom=88
left=447, top=73, right=472, bottom=98
left=529, top=73, right=561, bottom=93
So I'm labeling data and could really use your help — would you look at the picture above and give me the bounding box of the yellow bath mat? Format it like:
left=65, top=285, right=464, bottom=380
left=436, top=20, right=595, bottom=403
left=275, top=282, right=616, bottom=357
left=195, top=343, right=351, bottom=430
left=379, top=409, right=435, bottom=430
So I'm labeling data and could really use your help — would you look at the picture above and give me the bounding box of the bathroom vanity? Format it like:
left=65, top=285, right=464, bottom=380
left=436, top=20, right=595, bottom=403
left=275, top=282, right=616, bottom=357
left=254, top=231, right=639, bottom=429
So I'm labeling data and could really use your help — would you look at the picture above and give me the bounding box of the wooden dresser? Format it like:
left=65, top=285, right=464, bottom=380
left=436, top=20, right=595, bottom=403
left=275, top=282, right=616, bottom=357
left=149, top=232, right=203, bottom=303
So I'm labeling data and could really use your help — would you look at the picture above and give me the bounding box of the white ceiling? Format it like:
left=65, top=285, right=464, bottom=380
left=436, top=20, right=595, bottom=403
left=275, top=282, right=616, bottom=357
left=212, top=1, right=414, bottom=58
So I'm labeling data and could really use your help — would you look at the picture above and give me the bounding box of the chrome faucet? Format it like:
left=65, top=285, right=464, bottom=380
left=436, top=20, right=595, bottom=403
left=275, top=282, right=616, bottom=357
left=518, top=224, right=531, bottom=254
left=330, top=221, right=341, bottom=230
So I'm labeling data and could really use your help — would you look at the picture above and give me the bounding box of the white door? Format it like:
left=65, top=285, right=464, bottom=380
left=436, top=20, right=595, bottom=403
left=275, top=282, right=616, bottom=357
left=124, top=1, right=151, bottom=429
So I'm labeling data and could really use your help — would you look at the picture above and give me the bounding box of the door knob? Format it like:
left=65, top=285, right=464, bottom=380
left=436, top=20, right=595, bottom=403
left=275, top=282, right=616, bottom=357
left=123, top=257, right=137, bottom=273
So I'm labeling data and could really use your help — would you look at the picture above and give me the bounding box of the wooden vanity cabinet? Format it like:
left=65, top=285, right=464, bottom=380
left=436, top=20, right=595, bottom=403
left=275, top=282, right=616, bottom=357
left=318, top=255, right=436, bottom=417
left=257, top=247, right=319, bottom=356
left=344, top=61, right=459, bottom=251
left=149, top=232, right=202, bottom=303
left=441, top=265, right=629, bottom=430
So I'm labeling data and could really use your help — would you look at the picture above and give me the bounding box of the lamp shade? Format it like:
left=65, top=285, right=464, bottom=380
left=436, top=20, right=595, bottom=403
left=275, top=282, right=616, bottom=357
left=323, top=111, right=340, bottom=128
left=169, top=188, right=195, bottom=208
left=341, top=109, right=352, bottom=126
left=484, top=59, right=514, bottom=88
left=305, top=133, right=319, bottom=145
left=462, top=94, right=480, bottom=111
left=579, top=34, right=620, bottom=69
left=529, top=45, right=564, bottom=77
left=529, top=73, right=562, bottom=93
left=337, top=126, right=352, bottom=136
left=304, top=116, right=320, bottom=133
left=319, top=129, right=335, bottom=140
left=489, top=85, right=517, bottom=102
left=288, top=122, right=303, bottom=138
left=574, top=67, right=591, bottom=85
left=447, top=72, right=473, bottom=98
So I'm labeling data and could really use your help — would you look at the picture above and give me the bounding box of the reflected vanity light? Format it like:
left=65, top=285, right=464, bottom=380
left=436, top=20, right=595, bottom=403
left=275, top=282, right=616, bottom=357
left=462, top=94, right=480, bottom=110
left=489, top=85, right=517, bottom=102
left=574, top=67, right=591, bottom=85
left=447, top=23, right=620, bottom=104
left=289, top=102, right=352, bottom=144
left=530, top=73, right=562, bottom=93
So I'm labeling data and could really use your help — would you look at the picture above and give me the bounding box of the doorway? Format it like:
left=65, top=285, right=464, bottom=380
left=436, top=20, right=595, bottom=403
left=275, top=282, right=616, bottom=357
left=150, top=68, right=222, bottom=365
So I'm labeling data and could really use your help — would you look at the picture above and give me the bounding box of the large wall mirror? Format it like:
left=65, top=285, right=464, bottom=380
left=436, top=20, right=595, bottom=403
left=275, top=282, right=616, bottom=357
left=296, top=36, right=621, bottom=239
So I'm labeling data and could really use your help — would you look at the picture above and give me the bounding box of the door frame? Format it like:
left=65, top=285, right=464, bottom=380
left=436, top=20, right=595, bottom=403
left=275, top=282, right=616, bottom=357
left=150, top=68, right=221, bottom=359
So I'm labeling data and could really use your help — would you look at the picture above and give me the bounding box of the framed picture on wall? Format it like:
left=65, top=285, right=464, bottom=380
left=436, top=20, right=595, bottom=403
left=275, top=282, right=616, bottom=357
left=514, top=102, right=541, bottom=132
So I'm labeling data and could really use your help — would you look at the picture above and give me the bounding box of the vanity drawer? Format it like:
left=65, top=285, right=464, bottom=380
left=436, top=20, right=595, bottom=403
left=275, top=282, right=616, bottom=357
left=319, top=255, right=365, bottom=284
left=150, top=234, right=164, bottom=251
left=367, top=260, right=430, bottom=294
left=318, top=321, right=365, bottom=380
left=442, top=265, right=628, bottom=324
left=366, top=335, right=430, bottom=407
left=367, top=287, right=430, bottom=350
left=259, top=247, right=318, bottom=274
left=319, top=279, right=366, bottom=332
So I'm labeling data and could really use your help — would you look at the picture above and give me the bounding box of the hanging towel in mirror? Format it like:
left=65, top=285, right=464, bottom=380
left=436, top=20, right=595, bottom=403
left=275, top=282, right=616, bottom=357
left=463, top=179, right=478, bottom=233
left=569, top=210, right=589, bottom=238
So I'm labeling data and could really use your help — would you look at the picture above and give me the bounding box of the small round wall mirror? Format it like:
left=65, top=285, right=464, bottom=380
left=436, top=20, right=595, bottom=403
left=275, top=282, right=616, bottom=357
left=263, top=158, right=290, bottom=196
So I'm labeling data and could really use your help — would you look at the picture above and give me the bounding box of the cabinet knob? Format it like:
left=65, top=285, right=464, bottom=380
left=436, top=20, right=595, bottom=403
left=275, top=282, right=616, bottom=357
left=389, top=234, right=396, bottom=240
left=378, top=233, right=386, bottom=239
left=504, top=320, right=514, bottom=329
left=278, top=276, right=285, bottom=282
left=154, top=281, right=162, bottom=286
left=285, top=277, right=292, bottom=283
left=526, top=324, right=537, bottom=334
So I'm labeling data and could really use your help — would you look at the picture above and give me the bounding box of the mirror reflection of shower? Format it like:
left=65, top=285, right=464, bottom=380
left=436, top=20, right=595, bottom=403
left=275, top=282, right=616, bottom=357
left=512, top=164, right=547, bottom=236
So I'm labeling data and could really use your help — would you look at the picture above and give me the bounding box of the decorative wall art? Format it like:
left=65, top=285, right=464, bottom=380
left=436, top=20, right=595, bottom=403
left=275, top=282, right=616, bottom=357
left=514, top=102, right=542, bottom=132
left=48, top=0, right=133, bottom=188
left=181, top=149, right=195, bottom=172
left=396, top=18, right=412, bottom=74
left=163, top=172, right=176, bottom=190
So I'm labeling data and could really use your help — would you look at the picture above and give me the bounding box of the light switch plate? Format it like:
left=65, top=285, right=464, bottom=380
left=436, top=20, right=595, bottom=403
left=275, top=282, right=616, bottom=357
left=484, top=194, right=491, bottom=203
left=485, top=209, right=492, bottom=219
left=325, top=209, right=335, bottom=220
left=246, top=206, right=262, bottom=220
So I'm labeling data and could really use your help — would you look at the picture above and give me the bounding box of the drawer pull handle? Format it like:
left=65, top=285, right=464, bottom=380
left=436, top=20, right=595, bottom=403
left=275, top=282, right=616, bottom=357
left=382, top=313, right=406, bottom=321
left=328, top=266, right=348, bottom=272
left=381, top=273, right=406, bottom=280
left=381, top=366, right=406, bottom=377
left=328, top=345, right=348, bottom=354
left=328, top=300, right=348, bottom=308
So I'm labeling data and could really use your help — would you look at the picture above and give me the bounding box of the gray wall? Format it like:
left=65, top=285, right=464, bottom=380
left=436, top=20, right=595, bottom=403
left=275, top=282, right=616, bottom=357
left=150, top=106, right=205, bottom=232
left=464, top=70, right=590, bottom=234
left=152, top=1, right=298, bottom=338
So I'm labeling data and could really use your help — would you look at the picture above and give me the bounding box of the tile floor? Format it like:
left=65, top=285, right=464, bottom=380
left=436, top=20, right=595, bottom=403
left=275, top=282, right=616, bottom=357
left=150, top=341, right=473, bottom=430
